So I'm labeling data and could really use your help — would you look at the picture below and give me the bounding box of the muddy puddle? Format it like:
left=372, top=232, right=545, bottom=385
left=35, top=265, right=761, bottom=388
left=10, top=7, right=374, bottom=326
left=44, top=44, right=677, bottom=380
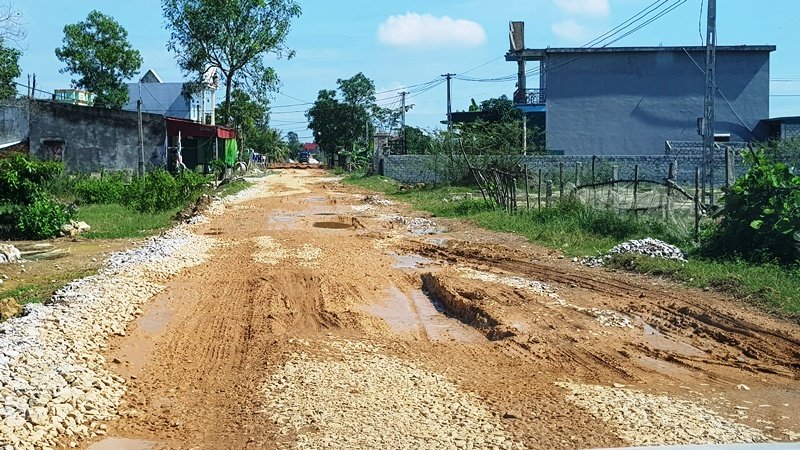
left=15, top=242, right=70, bottom=260
left=313, top=221, right=351, bottom=229
left=635, top=317, right=705, bottom=357
left=391, top=253, right=432, bottom=269
left=87, top=437, right=156, bottom=450
left=636, top=355, right=694, bottom=377
left=362, top=286, right=485, bottom=343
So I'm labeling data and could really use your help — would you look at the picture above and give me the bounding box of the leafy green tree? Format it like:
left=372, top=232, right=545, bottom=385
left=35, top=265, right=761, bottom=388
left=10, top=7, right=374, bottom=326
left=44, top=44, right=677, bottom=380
left=163, top=0, right=301, bottom=121
left=456, top=95, right=544, bottom=155
left=285, top=131, right=303, bottom=158
left=55, top=11, right=143, bottom=108
left=0, top=38, right=20, bottom=100
left=307, top=73, right=377, bottom=166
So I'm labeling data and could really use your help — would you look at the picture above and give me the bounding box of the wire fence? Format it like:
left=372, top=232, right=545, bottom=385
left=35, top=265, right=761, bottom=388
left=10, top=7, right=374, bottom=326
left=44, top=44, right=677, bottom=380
left=467, top=160, right=705, bottom=240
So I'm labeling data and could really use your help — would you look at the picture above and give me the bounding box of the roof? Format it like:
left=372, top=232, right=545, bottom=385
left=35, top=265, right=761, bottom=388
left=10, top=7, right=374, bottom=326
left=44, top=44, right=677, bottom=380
left=506, top=45, right=776, bottom=61
left=762, top=116, right=800, bottom=123
left=302, top=143, right=319, bottom=151
left=165, top=117, right=236, bottom=139
left=123, top=82, right=191, bottom=119
left=140, top=69, right=163, bottom=83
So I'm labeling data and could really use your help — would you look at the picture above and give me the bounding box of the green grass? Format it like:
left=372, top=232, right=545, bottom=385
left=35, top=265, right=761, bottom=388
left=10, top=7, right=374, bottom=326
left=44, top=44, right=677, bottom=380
left=217, top=179, right=251, bottom=197
left=76, top=204, right=180, bottom=239
left=344, top=173, right=799, bottom=316
left=0, top=268, right=97, bottom=305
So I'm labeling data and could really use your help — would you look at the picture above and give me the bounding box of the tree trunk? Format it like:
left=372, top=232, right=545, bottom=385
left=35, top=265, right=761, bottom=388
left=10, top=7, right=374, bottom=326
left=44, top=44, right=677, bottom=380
left=224, top=74, right=233, bottom=126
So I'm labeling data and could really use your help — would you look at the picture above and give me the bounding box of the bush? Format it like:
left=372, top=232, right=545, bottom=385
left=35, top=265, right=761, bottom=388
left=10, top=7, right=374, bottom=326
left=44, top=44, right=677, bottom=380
left=122, top=169, right=210, bottom=213
left=73, top=173, right=127, bottom=204
left=0, top=153, right=63, bottom=204
left=13, top=194, right=74, bottom=239
left=702, top=147, right=800, bottom=265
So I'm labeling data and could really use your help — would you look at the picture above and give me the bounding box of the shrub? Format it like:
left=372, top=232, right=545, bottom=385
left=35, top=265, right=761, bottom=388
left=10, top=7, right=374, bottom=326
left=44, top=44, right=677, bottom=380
left=122, top=169, right=210, bottom=213
left=73, top=173, right=127, bottom=204
left=14, top=194, right=74, bottom=239
left=0, top=153, right=63, bottom=204
left=702, top=147, right=800, bottom=265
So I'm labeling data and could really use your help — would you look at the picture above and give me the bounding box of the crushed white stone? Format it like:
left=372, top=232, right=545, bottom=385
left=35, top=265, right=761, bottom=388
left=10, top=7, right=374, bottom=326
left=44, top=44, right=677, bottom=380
left=582, top=237, right=687, bottom=267
left=557, top=381, right=769, bottom=446
left=264, top=339, right=524, bottom=450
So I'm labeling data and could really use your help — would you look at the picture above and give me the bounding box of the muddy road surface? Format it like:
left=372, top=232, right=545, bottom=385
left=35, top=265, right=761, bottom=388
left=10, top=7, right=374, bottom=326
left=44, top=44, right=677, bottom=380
left=83, top=169, right=798, bottom=449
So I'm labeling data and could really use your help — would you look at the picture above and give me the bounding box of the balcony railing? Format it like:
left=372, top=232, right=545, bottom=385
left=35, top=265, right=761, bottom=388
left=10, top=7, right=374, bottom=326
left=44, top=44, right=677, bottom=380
left=513, top=88, right=546, bottom=105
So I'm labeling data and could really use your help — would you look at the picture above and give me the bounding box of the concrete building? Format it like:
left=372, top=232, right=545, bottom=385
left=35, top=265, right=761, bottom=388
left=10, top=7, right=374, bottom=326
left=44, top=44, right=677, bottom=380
left=507, top=43, right=775, bottom=155
left=123, top=69, right=219, bottom=124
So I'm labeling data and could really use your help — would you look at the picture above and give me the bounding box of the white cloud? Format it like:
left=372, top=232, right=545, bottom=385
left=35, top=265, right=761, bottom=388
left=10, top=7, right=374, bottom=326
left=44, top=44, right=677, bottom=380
left=551, top=19, right=592, bottom=43
left=553, top=0, right=610, bottom=17
left=377, top=13, right=486, bottom=48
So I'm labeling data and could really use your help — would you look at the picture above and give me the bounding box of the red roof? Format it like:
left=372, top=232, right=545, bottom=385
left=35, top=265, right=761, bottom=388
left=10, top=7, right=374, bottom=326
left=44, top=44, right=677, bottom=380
left=302, top=143, right=319, bottom=151
left=165, top=117, right=237, bottom=139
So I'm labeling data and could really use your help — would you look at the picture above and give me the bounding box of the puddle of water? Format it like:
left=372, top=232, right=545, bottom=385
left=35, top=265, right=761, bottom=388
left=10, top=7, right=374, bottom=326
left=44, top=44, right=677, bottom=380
left=87, top=438, right=156, bottom=450
left=391, top=253, right=432, bottom=269
left=636, top=355, right=693, bottom=377
left=313, top=221, right=350, bottom=229
left=270, top=215, right=294, bottom=222
left=426, top=237, right=449, bottom=246
left=635, top=317, right=704, bottom=357
left=361, top=286, right=485, bottom=343
left=306, top=196, right=327, bottom=203
left=411, top=227, right=445, bottom=236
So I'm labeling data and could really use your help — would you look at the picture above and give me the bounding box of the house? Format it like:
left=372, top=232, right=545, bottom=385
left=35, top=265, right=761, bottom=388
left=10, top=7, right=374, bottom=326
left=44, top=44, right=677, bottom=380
left=506, top=23, right=774, bottom=155
left=53, top=89, right=94, bottom=106
left=0, top=98, right=236, bottom=173
left=302, top=143, right=319, bottom=154
left=122, top=69, right=219, bottom=124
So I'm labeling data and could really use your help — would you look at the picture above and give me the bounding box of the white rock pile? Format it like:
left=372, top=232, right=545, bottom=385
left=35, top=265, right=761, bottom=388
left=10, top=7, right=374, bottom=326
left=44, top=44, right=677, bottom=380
left=0, top=225, right=215, bottom=449
left=385, top=215, right=440, bottom=234
left=265, top=338, right=524, bottom=449
left=60, top=220, right=91, bottom=237
left=557, top=381, right=768, bottom=445
left=0, top=244, right=21, bottom=264
left=582, top=237, right=686, bottom=267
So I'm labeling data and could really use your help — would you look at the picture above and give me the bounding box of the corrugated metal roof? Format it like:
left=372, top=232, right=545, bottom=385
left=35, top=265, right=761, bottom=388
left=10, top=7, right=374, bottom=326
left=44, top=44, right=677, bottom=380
left=123, top=82, right=191, bottom=119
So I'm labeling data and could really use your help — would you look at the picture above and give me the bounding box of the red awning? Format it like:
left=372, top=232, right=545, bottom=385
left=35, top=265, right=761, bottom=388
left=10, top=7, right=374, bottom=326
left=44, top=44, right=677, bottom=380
left=165, top=117, right=237, bottom=139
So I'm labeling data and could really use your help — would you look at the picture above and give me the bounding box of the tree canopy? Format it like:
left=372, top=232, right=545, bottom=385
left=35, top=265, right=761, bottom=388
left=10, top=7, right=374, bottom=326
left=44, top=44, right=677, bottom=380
left=0, top=38, right=20, bottom=100
left=162, top=0, right=301, bottom=120
left=55, top=10, right=142, bottom=109
left=456, top=95, right=543, bottom=155
left=306, top=73, right=378, bottom=166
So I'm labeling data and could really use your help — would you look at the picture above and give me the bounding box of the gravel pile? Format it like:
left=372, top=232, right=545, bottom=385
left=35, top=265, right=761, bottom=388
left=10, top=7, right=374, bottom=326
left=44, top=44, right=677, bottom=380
left=582, top=238, right=686, bottom=267
left=0, top=225, right=215, bottom=449
left=384, top=215, right=440, bottom=234
left=363, top=195, right=392, bottom=206
left=557, top=381, right=768, bottom=445
left=265, top=338, right=524, bottom=450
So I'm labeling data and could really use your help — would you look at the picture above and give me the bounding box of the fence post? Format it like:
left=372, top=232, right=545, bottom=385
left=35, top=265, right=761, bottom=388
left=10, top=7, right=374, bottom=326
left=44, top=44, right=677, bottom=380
left=559, top=162, right=564, bottom=200
left=694, top=167, right=700, bottom=242
left=633, top=164, right=639, bottom=216
left=666, top=161, right=676, bottom=220
left=725, top=147, right=735, bottom=188
left=512, top=177, right=517, bottom=214
left=538, top=168, right=542, bottom=210
left=545, top=180, right=553, bottom=207
left=591, top=155, right=596, bottom=184
left=524, top=164, right=530, bottom=210
left=575, top=162, right=581, bottom=186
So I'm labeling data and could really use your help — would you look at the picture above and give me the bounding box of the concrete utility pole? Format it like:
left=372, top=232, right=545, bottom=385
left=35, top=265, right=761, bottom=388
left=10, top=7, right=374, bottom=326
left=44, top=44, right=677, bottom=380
left=400, top=91, right=407, bottom=154
left=137, top=98, right=145, bottom=176
left=702, top=0, right=717, bottom=205
left=442, top=73, right=455, bottom=132
left=522, top=113, right=527, bottom=156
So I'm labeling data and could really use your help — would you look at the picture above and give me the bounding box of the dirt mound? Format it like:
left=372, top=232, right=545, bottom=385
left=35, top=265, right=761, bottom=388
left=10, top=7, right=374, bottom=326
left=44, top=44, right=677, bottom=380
left=268, top=162, right=327, bottom=169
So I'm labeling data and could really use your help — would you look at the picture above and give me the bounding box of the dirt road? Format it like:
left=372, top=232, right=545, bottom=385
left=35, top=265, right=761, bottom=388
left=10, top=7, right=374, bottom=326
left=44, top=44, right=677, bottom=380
left=84, top=169, right=799, bottom=449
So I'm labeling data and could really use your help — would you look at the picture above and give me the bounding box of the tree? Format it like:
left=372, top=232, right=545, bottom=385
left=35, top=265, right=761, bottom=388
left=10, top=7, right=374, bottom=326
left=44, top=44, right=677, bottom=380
left=285, top=131, right=303, bottom=158
left=0, top=3, right=26, bottom=45
left=215, top=88, right=270, bottom=159
left=0, top=38, right=20, bottom=100
left=55, top=11, right=142, bottom=109
left=163, top=0, right=301, bottom=121
left=455, top=95, right=544, bottom=155
left=306, top=73, right=377, bottom=166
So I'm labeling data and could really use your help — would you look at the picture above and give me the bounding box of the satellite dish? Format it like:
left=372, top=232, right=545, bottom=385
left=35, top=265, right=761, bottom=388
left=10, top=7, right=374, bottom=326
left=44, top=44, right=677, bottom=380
left=509, top=21, right=524, bottom=52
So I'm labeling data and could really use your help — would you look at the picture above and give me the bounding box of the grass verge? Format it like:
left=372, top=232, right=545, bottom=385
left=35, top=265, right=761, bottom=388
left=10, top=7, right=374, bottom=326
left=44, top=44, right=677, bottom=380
left=0, top=268, right=97, bottom=305
left=344, top=173, right=800, bottom=317
left=77, top=204, right=180, bottom=239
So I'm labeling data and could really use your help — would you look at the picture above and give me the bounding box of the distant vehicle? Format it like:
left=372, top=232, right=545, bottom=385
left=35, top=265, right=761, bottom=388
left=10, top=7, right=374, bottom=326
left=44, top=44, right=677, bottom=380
left=298, top=150, right=310, bottom=163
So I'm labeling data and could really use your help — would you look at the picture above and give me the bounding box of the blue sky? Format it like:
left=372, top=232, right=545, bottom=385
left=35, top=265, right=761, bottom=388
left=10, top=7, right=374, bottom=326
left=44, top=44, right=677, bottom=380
left=12, top=0, right=800, bottom=142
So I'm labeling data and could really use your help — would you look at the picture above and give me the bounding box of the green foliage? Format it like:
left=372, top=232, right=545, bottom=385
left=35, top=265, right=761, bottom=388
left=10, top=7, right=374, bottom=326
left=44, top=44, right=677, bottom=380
left=122, top=169, right=209, bottom=213
left=0, top=38, right=21, bottom=100
left=55, top=10, right=143, bottom=108
left=339, top=143, right=371, bottom=171
left=76, top=203, right=178, bottom=239
left=703, top=147, right=800, bottom=264
left=0, top=154, right=63, bottom=204
left=14, top=194, right=75, bottom=239
left=307, top=73, right=375, bottom=166
left=455, top=95, right=545, bottom=156
left=163, top=0, right=301, bottom=119
left=73, top=173, right=127, bottom=204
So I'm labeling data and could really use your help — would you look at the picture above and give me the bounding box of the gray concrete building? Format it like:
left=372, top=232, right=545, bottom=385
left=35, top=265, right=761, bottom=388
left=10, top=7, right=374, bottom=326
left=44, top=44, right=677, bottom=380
left=507, top=45, right=775, bottom=155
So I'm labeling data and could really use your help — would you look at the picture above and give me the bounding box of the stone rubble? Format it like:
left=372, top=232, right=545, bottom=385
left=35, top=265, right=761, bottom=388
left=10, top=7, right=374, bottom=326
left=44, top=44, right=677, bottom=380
left=362, top=195, right=393, bottom=206
left=383, top=215, right=440, bottom=234
left=557, top=381, right=769, bottom=446
left=0, top=177, right=274, bottom=449
left=0, top=244, right=22, bottom=264
left=264, top=338, right=524, bottom=450
left=59, top=221, right=91, bottom=237
left=581, top=237, right=687, bottom=267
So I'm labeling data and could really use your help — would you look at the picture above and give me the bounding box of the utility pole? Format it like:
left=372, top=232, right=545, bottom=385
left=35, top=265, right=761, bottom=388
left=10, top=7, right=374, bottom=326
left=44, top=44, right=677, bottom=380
left=442, top=73, right=455, bottom=133
left=522, top=113, right=527, bottom=156
left=400, top=91, right=407, bottom=154
left=702, top=0, right=717, bottom=205
left=137, top=99, right=145, bottom=176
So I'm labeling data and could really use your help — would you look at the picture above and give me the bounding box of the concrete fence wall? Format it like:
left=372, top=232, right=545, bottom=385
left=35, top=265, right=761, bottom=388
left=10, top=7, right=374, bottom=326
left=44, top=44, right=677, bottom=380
left=382, top=152, right=745, bottom=187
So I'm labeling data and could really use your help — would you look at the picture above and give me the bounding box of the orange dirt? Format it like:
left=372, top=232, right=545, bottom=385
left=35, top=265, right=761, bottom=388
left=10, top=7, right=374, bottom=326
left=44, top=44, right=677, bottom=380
left=80, top=169, right=799, bottom=449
